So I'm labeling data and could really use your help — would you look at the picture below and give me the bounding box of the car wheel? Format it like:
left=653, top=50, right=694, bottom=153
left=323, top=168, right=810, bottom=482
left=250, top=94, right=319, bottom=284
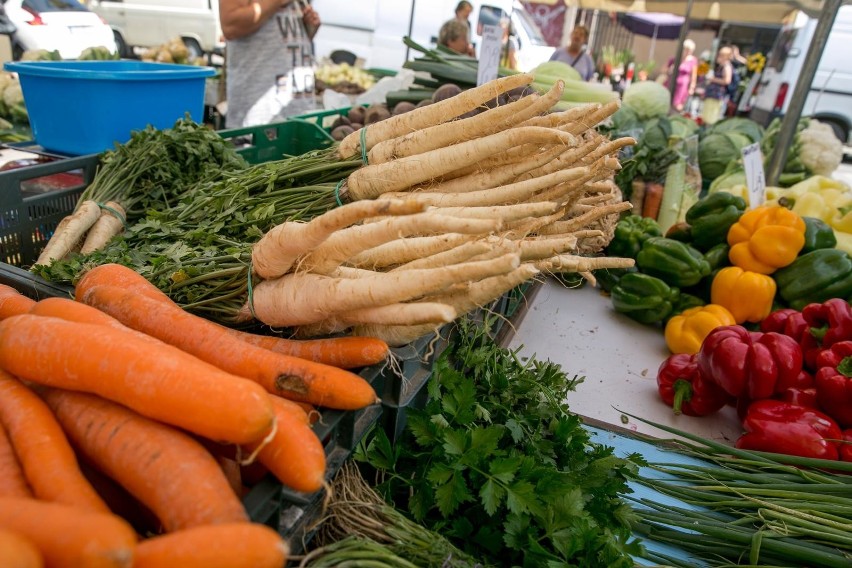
left=820, top=119, right=849, bottom=144
left=113, top=31, right=131, bottom=59
left=181, top=38, right=203, bottom=61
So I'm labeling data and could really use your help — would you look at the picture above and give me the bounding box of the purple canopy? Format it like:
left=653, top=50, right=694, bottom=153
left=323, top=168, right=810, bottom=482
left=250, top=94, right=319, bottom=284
left=621, top=12, right=685, bottom=40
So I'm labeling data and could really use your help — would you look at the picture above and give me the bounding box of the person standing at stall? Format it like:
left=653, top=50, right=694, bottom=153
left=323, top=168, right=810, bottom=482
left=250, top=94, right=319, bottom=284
left=219, top=0, right=321, bottom=128
left=438, top=19, right=472, bottom=55
left=701, top=46, right=733, bottom=125
left=665, top=38, right=698, bottom=112
left=549, top=25, right=595, bottom=81
left=444, top=1, right=474, bottom=56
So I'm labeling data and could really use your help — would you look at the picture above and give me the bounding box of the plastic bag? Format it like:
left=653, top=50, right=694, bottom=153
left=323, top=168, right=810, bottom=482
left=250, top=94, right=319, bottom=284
left=354, top=69, right=416, bottom=106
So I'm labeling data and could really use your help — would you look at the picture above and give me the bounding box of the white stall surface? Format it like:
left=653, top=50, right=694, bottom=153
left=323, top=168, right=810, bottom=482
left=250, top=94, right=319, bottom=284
left=508, top=278, right=743, bottom=444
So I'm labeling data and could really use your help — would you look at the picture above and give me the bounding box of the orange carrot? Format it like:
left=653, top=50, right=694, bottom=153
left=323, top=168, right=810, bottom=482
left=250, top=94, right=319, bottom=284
left=216, top=456, right=244, bottom=499
left=0, top=497, right=136, bottom=568
left=29, top=296, right=128, bottom=328
left=642, top=182, right=664, bottom=220
left=134, top=523, right=287, bottom=568
left=0, top=423, right=31, bottom=499
left=77, top=263, right=389, bottom=370
left=0, top=315, right=274, bottom=445
left=78, top=459, right=161, bottom=539
left=243, top=395, right=326, bottom=494
left=0, top=285, right=34, bottom=321
left=42, top=388, right=249, bottom=532
left=227, top=328, right=390, bottom=369
left=80, top=284, right=379, bottom=410
left=0, top=372, right=108, bottom=512
left=0, top=529, right=43, bottom=568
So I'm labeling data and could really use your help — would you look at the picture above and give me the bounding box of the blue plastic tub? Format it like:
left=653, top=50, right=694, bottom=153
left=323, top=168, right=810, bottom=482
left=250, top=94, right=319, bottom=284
left=4, top=60, right=216, bottom=156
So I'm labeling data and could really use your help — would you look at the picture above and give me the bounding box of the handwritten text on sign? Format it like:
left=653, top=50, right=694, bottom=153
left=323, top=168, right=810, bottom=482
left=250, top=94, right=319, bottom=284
left=741, top=143, right=766, bottom=209
left=477, top=24, right=503, bottom=86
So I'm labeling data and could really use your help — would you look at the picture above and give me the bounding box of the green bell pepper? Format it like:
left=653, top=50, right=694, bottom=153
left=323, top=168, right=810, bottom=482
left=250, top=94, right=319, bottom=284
left=685, top=192, right=746, bottom=251
left=670, top=293, right=706, bottom=317
left=636, top=237, right=712, bottom=288
left=801, top=216, right=837, bottom=254
left=592, top=266, right=637, bottom=294
left=611, top=272, right=680, bottom=325
left=704, top=243, right=731, bottom=272
left=774, top=249, right=852, bottom=310
left=606, top=215, right=663, bottom=259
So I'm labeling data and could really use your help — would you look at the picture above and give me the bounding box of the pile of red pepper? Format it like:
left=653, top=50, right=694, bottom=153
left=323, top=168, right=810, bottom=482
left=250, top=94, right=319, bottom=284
left=657, top=298, right=852, bottom=462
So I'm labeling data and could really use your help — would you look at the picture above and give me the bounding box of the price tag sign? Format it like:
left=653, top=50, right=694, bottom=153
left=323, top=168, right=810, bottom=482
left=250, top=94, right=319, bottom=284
left=741, top=142, right=766, bottom=209
left=476, top=24, right=502, bottom=86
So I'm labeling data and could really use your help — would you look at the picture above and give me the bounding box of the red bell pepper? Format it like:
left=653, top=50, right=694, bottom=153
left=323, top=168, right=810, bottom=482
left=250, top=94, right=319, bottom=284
left=841, top=429, right=852, bottom=462
left=803, top=298, right=852, bottom=348
left=778, top=386, right=818, bottom=409
left=814, top=340, right=852, bottom=428
left=736, top=400, right=842, bottom=461
left=656, top=353, right=728, bottom=417
left=760, top=308, right=821, bottom=371
left=697, top=325, right=804, bottom=401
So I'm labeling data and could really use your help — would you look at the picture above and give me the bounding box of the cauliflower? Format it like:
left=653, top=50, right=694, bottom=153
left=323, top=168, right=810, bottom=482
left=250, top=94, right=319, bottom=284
left=798, top=119, right=844, bottom=176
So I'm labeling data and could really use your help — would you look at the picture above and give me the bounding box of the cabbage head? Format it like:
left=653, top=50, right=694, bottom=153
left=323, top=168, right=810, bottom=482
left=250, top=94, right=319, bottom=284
left=669, top=115, right=699, bottom=140
left=698, top=132, right=751, bottom=181
left=642, top=117, right=672, bottom=150
left=622, top=81, right=671, bottom=120
left=610, top=105, right=641, bottom=134
left=708, top=117, right=764, bottom=143
left=532, top=61, right=582, bottom=84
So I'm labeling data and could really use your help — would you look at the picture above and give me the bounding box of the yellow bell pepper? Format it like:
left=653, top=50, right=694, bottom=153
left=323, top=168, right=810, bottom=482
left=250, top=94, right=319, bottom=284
left=722, top=185, right=784, bottom=208
left=710, top=267, right=777, bottom=324
left=831, top=205, right=852, bottom=233
left=727, top=206, right=806, bottom=274
left=833, top=229, right=852, bottom=256
left=788, top=191, right=835, bottom=222
left=664, top=304, right=737, bottom=354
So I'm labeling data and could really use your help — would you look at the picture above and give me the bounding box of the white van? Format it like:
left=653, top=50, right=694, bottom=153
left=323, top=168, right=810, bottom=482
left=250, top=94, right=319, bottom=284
left=87, top=0, right=223, bottom=59
left=310, top=0, right=553, bottom=73
left=750, top=7, right=852, bottom=143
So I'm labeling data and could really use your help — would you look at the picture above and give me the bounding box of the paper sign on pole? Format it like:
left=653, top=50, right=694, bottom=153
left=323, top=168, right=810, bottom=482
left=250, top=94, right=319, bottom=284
left=741, top=142, right=766, bottom=209
left=477, top=24, right=502, bottom=86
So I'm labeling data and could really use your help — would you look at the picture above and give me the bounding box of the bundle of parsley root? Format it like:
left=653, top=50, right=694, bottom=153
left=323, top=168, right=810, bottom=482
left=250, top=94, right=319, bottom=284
left=37, top=74, right=635, bottom=345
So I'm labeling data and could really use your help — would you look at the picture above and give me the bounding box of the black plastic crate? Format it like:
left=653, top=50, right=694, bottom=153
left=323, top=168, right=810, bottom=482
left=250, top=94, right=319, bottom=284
left=0, top=258, right=74, bottom=299
left=0, top=154, right=99, bottom=268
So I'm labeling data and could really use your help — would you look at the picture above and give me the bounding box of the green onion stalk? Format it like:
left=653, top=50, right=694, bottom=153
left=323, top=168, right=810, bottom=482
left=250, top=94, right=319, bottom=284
left=299, top=462, right=485, bottom=568
left=623, top=413, right=852, bottom=567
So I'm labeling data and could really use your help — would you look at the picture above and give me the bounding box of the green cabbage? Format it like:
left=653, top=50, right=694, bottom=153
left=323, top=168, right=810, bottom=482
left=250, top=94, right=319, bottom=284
left=669, top=115, right=699, bottom=140
left=622, top=81, right=671, bottom=120
left=532, top=61, right=582, bottom=84
left=708, top=166, right=746, bottom=193
left=708, top=117, right=764, bottom=143
left=610, top=105, right=641, bottom=134
left=698, top=132, right=752, bottom=181
left=642, top=117, right=672, bottom=150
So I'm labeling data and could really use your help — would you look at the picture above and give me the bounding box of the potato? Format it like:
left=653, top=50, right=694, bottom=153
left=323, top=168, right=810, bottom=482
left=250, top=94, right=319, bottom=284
left=347, top=105, right=366, bottom=125
left=331, top=125, right=356, bottom=141
left=364, top=104, right=391, bottom=125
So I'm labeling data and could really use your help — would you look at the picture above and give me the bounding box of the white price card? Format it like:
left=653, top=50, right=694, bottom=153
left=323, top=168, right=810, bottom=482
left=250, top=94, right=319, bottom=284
left=741, top=142, right=766, bottom=209
left=476, top=24, right=503, bottom=86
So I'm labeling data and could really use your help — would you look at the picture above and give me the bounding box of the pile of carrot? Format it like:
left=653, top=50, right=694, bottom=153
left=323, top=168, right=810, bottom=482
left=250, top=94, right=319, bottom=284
left=244, top=74, right=636, bottom=345
left=0, top=278, right=387, bottom=567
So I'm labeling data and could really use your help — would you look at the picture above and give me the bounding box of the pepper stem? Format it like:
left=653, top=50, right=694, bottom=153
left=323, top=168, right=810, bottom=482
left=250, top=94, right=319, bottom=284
left=672, top=379, right=694, bottom=416
left=810, top=325, right=828, bottom=343
left=837, top=356, right=852, bottom=378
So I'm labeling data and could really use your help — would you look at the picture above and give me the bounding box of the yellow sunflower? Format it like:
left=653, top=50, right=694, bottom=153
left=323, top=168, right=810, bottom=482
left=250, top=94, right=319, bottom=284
left=697, top=61, right=710, bottom=76
left=747, top=53, right=766, bottom=73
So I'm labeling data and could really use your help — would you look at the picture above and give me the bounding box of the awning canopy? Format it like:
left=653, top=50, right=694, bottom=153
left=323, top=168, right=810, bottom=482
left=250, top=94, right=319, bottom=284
left=567, top=0, right=826, bottom=25
left=621, top=12, right=684, bottom=39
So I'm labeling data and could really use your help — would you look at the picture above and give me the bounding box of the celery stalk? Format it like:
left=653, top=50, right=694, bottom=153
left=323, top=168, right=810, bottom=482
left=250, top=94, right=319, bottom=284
left=657, top=159, right=686, bottom=234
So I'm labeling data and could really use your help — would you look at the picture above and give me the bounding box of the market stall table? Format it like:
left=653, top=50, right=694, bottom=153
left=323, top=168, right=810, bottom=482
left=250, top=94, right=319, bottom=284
left=508, top=278, right=743, bottom=442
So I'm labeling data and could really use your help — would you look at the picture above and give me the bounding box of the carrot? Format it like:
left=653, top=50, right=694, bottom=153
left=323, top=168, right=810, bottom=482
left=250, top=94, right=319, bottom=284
left=347, top=127, right=576, bottom=200
left=0, top=424, right=30, bottom=499
left=36, top=200, right=101, bottom=266
left=0, top=285, right=35, bottom=321
left=75, top=264, right=389, bottom=368
left=0, top=497, right=136, bottom=568
left=0, top=529, right=43, bottom=568
left=0, top=315, right=274, bottom=445
left=243, top=394, right=326, bottom=493
left=75, top=263, right=171, bottom=304
left=642, top=182, right=664, bottom=220
left=77, top=460, right=161, bottom=538
left=133, top=523, right=287, bottom=568
left=225, top=329, right=389, bottom=369
left=247, top=253, right=520, bottom=328
left=79, top=285, right=378, bottom=411
left=338, top=72, right=533, bottom=158
left=42, top=388, right=249, bottom=532
left=29, top=296, right=129, bottom=329
left=216, top=456, right=244, bottom=498
left=0, top=372, right=108, bottom=512
left=80, top=201, right=125, bottom=255
left=251, top=198, right=425, bottom=280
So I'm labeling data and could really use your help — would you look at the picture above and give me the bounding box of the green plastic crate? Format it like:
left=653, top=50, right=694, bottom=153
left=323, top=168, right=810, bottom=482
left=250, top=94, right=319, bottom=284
left=217, top=117, right=338, bottom=165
